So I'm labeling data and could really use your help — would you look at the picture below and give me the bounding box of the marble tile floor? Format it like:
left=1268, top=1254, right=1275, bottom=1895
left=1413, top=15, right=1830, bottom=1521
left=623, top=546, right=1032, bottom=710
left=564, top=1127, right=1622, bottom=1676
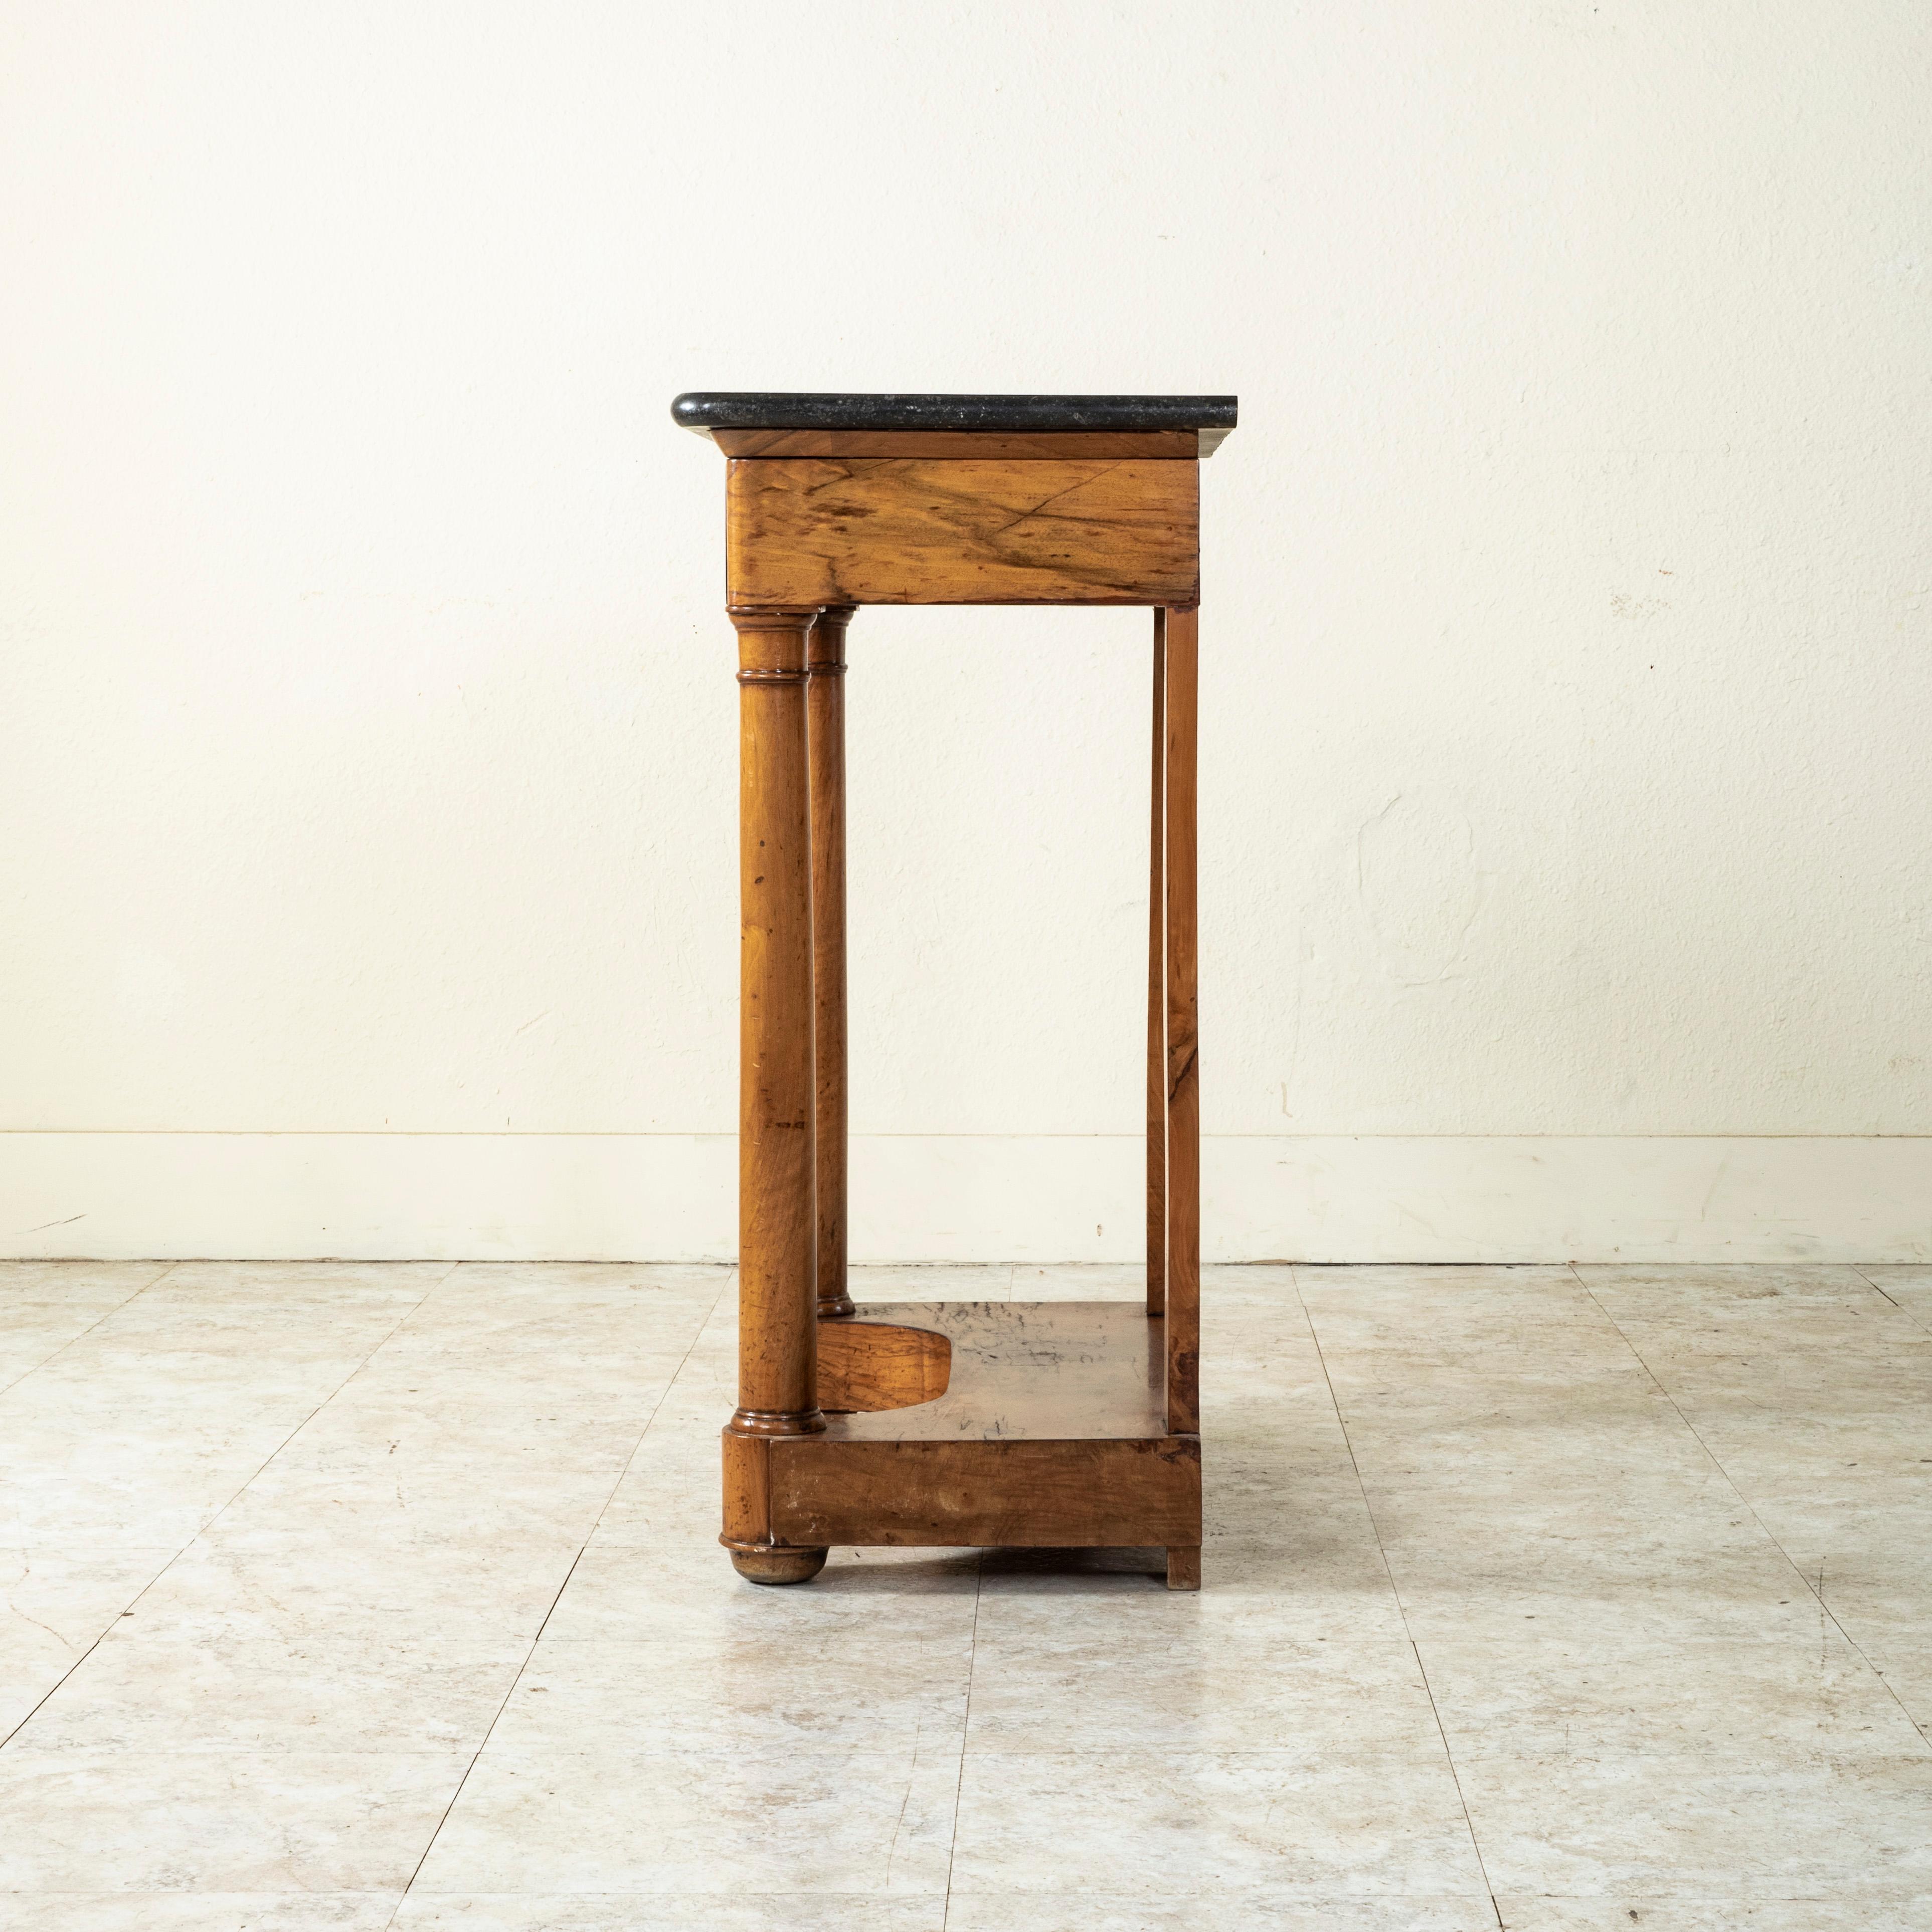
left=1, top=1259, right=1929, bottom=1930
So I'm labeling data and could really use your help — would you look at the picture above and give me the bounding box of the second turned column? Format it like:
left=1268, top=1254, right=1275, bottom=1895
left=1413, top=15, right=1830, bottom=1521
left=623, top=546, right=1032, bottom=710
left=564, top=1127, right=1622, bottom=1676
left=808, top=606, right=855, bottom=1319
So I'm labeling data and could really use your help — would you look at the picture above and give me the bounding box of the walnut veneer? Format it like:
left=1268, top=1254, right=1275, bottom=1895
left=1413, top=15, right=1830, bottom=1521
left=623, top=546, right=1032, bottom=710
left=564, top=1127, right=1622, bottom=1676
left=679, top=391, right=1237, bottom=1591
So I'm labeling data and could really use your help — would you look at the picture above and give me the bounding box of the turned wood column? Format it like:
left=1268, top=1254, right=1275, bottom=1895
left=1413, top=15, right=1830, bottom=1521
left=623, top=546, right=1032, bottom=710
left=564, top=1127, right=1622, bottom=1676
left=1163, top=605, right=1200, bottom=1441
left=1146, top=609, right=1168, bottom=1319
left=722, top=605, right=828, bottom=1585
left=808, top=606, right=855, bottom=1319
left=1162, top=603, right=1201, bottom=1592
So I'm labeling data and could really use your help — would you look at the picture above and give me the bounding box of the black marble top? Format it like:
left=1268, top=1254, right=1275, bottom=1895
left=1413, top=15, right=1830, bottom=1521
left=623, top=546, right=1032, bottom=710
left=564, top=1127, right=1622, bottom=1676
left=671, top=391, right=1237, bottom=449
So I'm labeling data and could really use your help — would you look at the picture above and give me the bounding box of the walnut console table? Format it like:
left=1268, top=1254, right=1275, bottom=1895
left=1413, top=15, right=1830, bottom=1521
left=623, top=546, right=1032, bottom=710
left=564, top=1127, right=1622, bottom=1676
left=674, top=391, right=1237, bottom=1591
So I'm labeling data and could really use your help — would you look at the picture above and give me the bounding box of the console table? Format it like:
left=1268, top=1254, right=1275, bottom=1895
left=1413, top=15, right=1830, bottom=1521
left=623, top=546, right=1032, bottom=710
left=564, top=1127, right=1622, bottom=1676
left=674, top=391, right=1237, bottom=1591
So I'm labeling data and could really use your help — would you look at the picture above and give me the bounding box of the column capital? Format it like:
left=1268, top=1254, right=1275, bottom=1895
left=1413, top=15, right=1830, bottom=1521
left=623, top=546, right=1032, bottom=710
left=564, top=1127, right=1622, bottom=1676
left=728, top=605, right=824, bottom=630
left=809, top=604, right=856, bottom=673
left=729, top=606, right=818, bottom=680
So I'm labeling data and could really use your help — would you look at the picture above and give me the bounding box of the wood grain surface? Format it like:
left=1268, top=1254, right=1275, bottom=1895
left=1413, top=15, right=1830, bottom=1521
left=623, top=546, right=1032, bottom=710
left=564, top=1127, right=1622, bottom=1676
left=808, top=607, right=854, bottom=1319
left=813, top=1300, right=1166, bottom=1443
left=727, top=458, right=1198, bottom=607
left=816, top=1317, right=952, bottom=1415
left=1162, top=607, right=1201, bottom=1436
left=728, top=608, right=824, bottom=1442
left=1146, top=609, right=1168, bottom=1319
left=769, top=1435, right=1201, bottom=1548
left=713, top=439, right=1216, bottom=1582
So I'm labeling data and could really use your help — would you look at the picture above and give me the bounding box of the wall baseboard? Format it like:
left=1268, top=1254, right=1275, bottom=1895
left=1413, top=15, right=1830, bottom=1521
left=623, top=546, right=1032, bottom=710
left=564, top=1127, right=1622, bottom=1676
left=1, top=1132, right=1926, bottom=1263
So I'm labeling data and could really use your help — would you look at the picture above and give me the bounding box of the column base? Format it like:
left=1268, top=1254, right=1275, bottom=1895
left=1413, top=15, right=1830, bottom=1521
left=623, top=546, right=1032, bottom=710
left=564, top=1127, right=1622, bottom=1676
left=727, top=1407, right=827, bottom=1437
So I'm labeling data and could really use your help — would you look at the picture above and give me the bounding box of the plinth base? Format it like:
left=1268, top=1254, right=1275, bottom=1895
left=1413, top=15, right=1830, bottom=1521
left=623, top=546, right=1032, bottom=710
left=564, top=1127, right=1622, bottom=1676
left=757, top=1301, right=1201, bottom=1578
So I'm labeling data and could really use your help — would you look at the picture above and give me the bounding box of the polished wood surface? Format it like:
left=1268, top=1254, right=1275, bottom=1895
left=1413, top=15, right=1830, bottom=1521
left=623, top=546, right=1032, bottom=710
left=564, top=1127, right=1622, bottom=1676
left=720, top=1428, right=768, bottom=1548
left=715, top=428, right=1200, bottom=460
left=1146, top=609, right=1168, bottom=1320
left=727, top=458, right=1198, bottom=608
left=808, top=607, right=854, bottom=1319
left=1163, top=606, right=1201, bottom=1437
left=729, top=1543, right=829, bottom=1586
left=816, top=1301, right=1165, bottom=1442
left=817, top=1315, right=951, bottom=1414
left=771, top=1300, right=1198, bottom=1550
left=722, top=607, right=827, bottom=1582
left=772, top=1436, right=1201, bottom=1549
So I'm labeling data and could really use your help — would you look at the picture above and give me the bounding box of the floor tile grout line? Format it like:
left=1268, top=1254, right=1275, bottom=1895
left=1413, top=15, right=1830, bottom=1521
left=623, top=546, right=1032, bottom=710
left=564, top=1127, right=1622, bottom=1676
left=383, top=1541, right=590, bottom=1927
left=382, top=1266, right=735, bottom=1929
left=0, top=1261, right=179, bottom=1403
left=1565, top=1262, right=1932, bottom=1757
left=849, top=1271, right=995, bottom=1914
left=0, top=1264, right=177, bottom=1723
left=939, top=1552, right=984, bottom=1930
left=1849, top=1262, right=1932, bottom=1337
left=1850, top=1263, right=1904, bottom=1308
left=1290, top=1266, right=1506, bottom=1931
left=0, top=1261, right=461, bottom=1755
left=580, top=1269, right=736, bottom=1546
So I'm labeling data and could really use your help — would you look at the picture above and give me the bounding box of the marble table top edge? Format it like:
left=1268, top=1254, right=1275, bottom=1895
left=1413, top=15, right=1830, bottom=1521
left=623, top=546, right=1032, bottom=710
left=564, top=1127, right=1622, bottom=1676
left=671, top=391, right=1239, bottom=441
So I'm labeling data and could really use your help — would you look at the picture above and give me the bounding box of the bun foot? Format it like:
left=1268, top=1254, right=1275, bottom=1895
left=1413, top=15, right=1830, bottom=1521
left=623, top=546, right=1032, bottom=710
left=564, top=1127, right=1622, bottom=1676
left=727, top=1543, right=829, bottom=1586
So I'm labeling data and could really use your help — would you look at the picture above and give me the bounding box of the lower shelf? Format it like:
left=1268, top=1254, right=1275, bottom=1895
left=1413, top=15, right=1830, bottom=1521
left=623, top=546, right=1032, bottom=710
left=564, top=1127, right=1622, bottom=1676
left=762, top=1300, right=1200, bottom=1552
left=818, top=1298, right=1169, bottom=1441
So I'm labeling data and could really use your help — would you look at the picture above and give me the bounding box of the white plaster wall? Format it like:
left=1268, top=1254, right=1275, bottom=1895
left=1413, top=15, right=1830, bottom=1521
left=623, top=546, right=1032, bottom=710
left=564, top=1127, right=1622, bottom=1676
left=3, top=3, right=1928, bottom=1260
